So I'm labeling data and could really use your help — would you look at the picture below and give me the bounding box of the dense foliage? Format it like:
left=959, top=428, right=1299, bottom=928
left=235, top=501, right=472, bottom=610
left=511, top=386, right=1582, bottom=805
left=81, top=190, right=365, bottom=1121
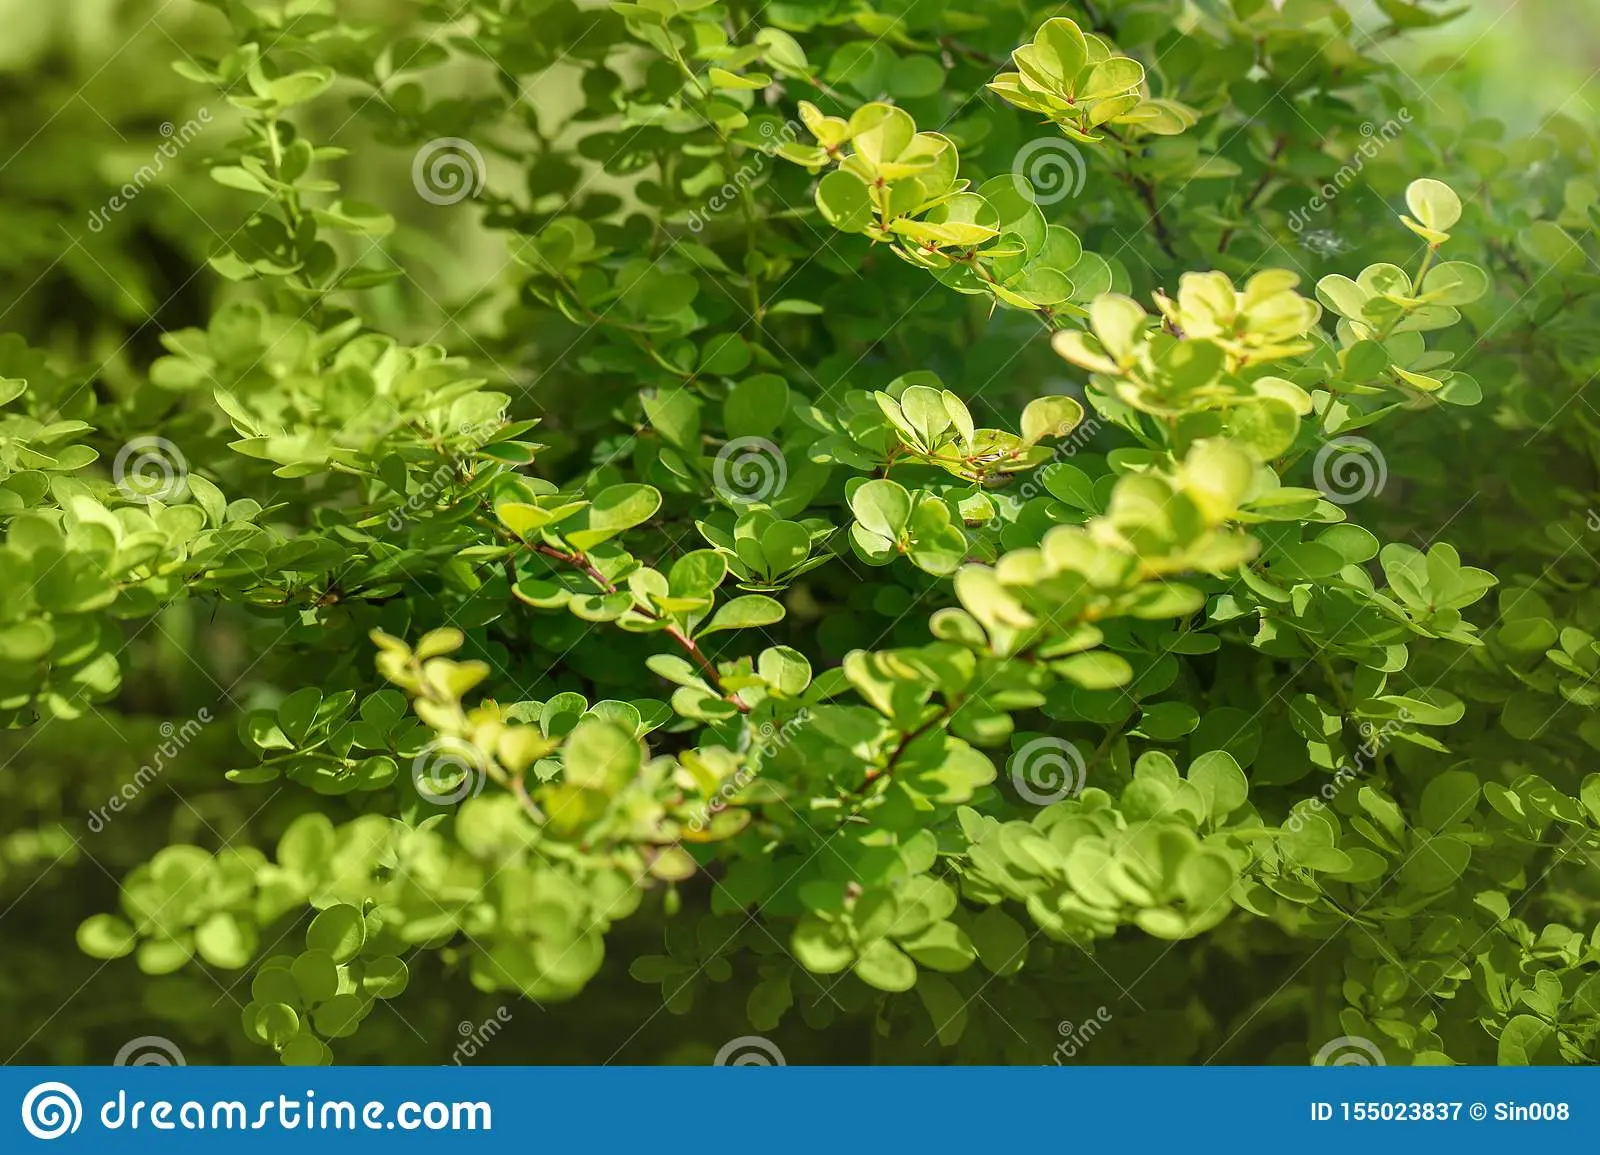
left=4, top=0, right=1600, bottom=1066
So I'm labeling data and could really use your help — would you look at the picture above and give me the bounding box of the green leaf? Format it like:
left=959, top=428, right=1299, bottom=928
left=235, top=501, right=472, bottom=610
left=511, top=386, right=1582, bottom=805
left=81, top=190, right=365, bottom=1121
left=561, top=719, right=643, bottom=792
left=77, top=914, right=137, bottom=960
left=850, top=479, right=912, bottom=540
left=312, top=993, right=367, bottom=1039
left=1020, top=395, right=1085, bottom=445
left=1519, top=221, right=1586, bottom=271
left=641, top=387, right=701, bottom=451
left=916, top=972, right=969, bottom=1046
left=250, top=1002, right=300, bottom=1048
left=792, top=916, right=853, bottom=974
left=725, top=375, right=789, bottom=439
left=816, top=170, right=874, bottom=232
left=709, top=67, right=771, bottom=90
left=1187, top=750, right=1248, bottom=820
left=669, top=549, right=727, bottom=599
left=1033, top=18, right=1088, bottom=85
left=195, top=912, right=258, bottom=969
left=360, top=956, right=409, bottom=999
left=1420, top=261, right=1489, bottom=305
left=267, top=68, right=335, bottom=107
left=1497, top=1015, right=1555, bottom=1065
left=290, top=949, right=340, bottom=1003
left=758, top=646, right=812, bottom=695
left=1401, top=834, right=1470, bottom=892
left=853, top=938, right=917, bottom=992
left=969, top=907, right=1028, bottom=975
left=277, top=687, right=322, bottom=745
left=701, top=594, right=785, bottom=635
left=564, top=484, right=662, bottom=550
left=1405, top=178, right=1462, bottom=233
left=306, top=904, right=367, bottom=964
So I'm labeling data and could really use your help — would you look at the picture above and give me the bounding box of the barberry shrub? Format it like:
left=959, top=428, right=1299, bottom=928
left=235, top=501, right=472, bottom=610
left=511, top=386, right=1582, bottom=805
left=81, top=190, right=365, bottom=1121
left=4, top=0, right=1599, bottom=1066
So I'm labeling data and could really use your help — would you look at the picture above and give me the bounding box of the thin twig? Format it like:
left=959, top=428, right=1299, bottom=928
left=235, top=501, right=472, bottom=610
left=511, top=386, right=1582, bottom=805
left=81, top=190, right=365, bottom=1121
left=531, top=543, right=751, bottom=713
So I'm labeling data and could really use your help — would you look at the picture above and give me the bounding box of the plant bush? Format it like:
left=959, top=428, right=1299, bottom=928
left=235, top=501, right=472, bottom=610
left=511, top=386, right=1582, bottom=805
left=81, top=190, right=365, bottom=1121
left=4, top=0, right=1600, bottom=1066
